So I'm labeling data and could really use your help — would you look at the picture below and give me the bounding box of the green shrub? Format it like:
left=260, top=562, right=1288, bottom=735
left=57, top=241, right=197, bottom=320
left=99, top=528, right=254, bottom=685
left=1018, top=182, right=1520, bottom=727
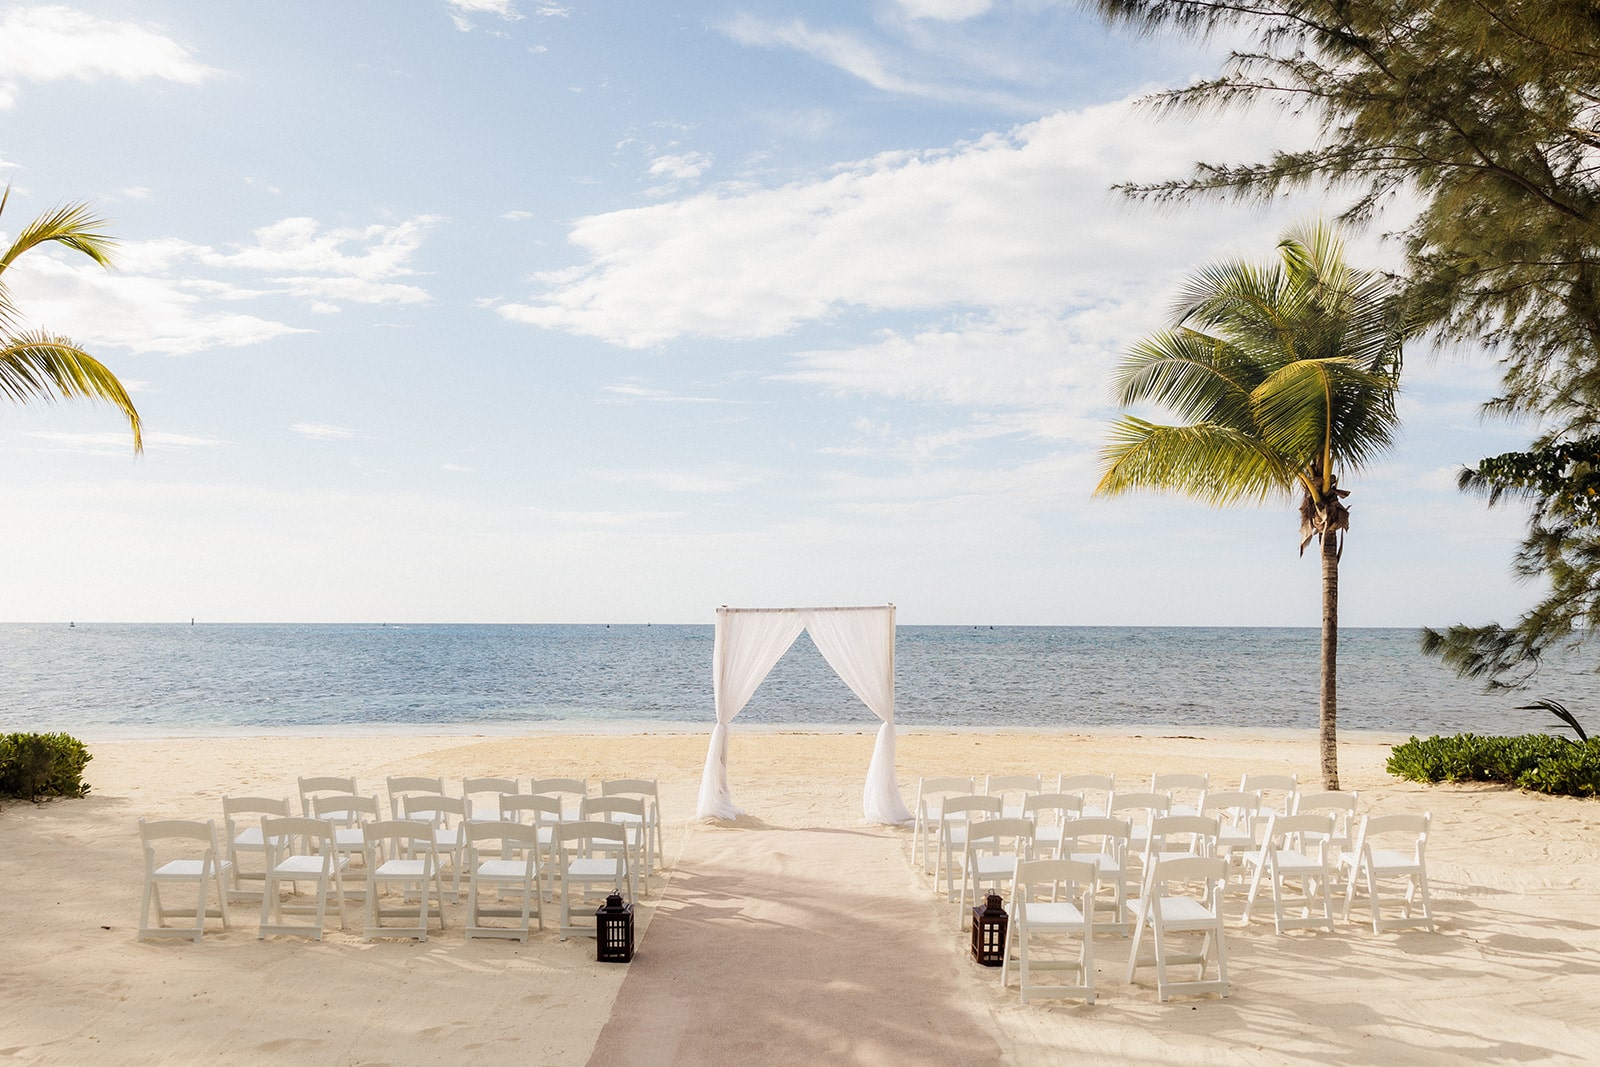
left=1387, top=733, right=1600, bottom=798
left=0, top=732, right=93, bottom=800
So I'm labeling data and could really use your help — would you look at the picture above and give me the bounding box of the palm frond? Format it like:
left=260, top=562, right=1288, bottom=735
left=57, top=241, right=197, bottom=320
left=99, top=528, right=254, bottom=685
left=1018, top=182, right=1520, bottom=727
left=1095, top=416, right=1296, bottom=504
left=1112, top=328, right=1259, bottom=429
left=0, top=332, right=143, bottom=452
left=0, top=197, right=117, bottom=275
left=1252, top=357, right=1401, bottom=470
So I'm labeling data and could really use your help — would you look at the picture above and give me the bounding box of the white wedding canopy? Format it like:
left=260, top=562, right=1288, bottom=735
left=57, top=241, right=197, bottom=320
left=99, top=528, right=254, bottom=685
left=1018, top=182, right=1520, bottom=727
left=696, top=604, right=914, bottom=825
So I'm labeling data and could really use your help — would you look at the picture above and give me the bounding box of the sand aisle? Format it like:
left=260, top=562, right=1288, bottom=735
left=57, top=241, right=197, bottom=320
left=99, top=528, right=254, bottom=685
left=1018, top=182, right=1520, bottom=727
left=587, top=821, right=1001, bottom=1066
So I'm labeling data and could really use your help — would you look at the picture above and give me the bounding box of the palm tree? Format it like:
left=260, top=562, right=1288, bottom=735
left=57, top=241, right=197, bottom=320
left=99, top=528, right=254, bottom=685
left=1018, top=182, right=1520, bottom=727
left=1095, top=224, right=1407, bottom=789
left=0, top=187, right=142, bottom=451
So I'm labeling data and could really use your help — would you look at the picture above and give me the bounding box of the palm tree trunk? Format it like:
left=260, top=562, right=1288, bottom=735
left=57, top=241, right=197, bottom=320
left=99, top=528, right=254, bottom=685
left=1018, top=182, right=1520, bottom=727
left=1319, top=530, right=1341, bottom=790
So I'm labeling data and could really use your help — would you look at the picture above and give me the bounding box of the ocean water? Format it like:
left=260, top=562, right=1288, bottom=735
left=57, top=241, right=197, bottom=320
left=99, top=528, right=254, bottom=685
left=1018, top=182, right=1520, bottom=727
left=0, top=623, right=1588, bottom=739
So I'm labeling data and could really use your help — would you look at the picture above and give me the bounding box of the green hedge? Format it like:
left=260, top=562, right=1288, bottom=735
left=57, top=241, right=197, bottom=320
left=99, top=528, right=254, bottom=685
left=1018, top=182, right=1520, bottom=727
left=1387, top=733, right=1600, bottom=798
left=0, top=732, right=93, bottom=800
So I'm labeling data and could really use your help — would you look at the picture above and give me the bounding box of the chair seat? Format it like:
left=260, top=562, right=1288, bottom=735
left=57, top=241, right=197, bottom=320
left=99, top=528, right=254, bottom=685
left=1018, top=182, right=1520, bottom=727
left=434, top=828, right=464, bottom=848
left=568, top=858, right=623, bottom=879
left=234, top=827, right=265, bottom=848
left=974, top=854, right=1019, bottom=878
left=375, top=858, right=432, bottom=878
left=1023, top=901, right=1085, bottom=926
left=1272, top=850, right=1327, bottom=874
left=1069, top=852, right=1122, bottom=876
left=1156, top=897, right=1219, bottom=925
left=154, top=859, right=228, bottom=879
left=273, top=854, right=347, bottom=876
left=335, top=827, right=365, bottom=848
left=477, top=859, right=535, bottom=880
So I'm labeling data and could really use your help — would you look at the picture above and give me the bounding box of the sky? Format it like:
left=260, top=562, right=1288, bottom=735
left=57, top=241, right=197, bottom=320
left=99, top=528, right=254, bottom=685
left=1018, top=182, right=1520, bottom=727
left=0, top=0, right=1542, bottom=626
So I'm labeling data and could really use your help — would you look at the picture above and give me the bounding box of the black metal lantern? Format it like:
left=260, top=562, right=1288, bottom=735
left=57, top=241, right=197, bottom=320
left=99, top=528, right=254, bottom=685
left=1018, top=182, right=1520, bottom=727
left=596, top=891, right=634, bottom=963
left=971, top=891, right=1008, bottom=967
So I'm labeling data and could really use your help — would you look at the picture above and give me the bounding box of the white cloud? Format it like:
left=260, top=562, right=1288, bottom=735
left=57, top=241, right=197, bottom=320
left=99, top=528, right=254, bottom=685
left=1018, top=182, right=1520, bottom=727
left=502, top=209, right=535, bottom=221
left=892, top=0, right=995, bottom=21
left=529, top=507, right=684, bottom=527
left=648, top=151, right=712, bottom=182
left=593, top=464, right=763, bottom=494
left=0, top=6, right=214, bottom=108
left=499, top=99, right=1312, bottom=349
left=291, top=423, right=359, bottom=440
left=22, top=430, right=226, bottom=456
left=3, top=213, right=440, bottom=354
left=445, top=0, right=523, bottom=20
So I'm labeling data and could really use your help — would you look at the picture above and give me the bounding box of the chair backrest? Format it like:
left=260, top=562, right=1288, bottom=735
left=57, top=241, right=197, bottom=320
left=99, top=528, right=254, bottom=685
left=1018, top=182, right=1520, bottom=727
left=299, top=776, right=358, bottom=817
left=1057, top=773, right=1114, bottom=814
left=1199, top=790, right=1260, bottom=834
left=403, top=793, right=467, bottom=827
left=916, top=776, right=975, bottom=812
left=1014, top=857, right=1099, bottom=903
left=1146, top=855, right=1227, bottom=905
left=362, top=818, right=440, bottom=862
left=1293, top=790, right=1360, bottom=840
left=1058, top=816, right=1131, bottom=859
left=1150, top=773, right=1209, bottom=812
left=601, top=778, right=658, bottom=800
left=498, top=794, right=563, bottom=825
left=1109, top=792, right=1171, bottom=828
left=463, top=777, right=520, bottom=821
left=312, top=793, right=381, bottom=826
left=465, top=820, right=542, bottom=864
left=1145, top=815, right=1220, bottom=861
left=940, top=794, right=1003, bottom=829
left=1240, top=773, right=1299, bottom=816
left=260, top=816, right=337, bottom=862
left=554, top=820, right=628, bottom=861
left=386, top=775, right=447, bottom=819
left=1259, top=811, right=1336, bottom=858
left=966, top=817, right=1035, bottom=857
left=223, top=795, right=291, bottom=838
left=580, top=796, right=645, bottom=823
left=1353, top=812, right=1431, bottom=861
left=1022, top=792, right=1083, bottom=823
left=138, top=818, right=223, bottom=871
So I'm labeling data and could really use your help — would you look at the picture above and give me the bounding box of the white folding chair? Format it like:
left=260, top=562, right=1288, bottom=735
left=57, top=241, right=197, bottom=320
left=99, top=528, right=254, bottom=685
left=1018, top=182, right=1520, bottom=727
left=385, top=775, right=447, bottom=819
left=1109, top=791, right=1171, bottom=883
left=1241, top=812, right=1337, bottom=933
left=528, top=777, right=589, bottom=821
left=912, top=776, right=974, bottom=870
left=1126, top=855, right=1230, bottom=1001
left=298, top=775, right=358, bottom=818
left=311, top=793, right=382, bottom=879
left=137, top=818, right=233, bottom=942
left=602, top=778, right=663, bottom=875
left=1057, top=773, right=1113, bottom=819
left=553, top=821, right=634, bottom=939
left=1150, top=772, right=1209, bottom=818
left=580, top=795, right=649, bottom=879
left=462, top=777, right=521, bottom=824
left=402, top=793, right=468, bottom=897
left=1003, top=858, right=1098, bottom=1003
left=465, top=821, right=544, bottom=940
left=1021, top=793, right=1082, bottom=857
left=959, top=817, right=1035, bottom=929
left=222, top=795, right=292, bottom=903
left=1198, top=790, right=1261, bottom=867
left=258, top=815, right=348, bottom=940
left=500, top=793, right=564, bottom=880
left=1239, top=772, right=1299, bottom=833
left=1057, top=815, right=1133, bottom=936
left=985, top=774, right=1043, bottom=819
left=936, top=794, right=1002, bottom=901
left=362, top=819, right=446, bottom=940
left=1340, top=812, right=1435, bottom=933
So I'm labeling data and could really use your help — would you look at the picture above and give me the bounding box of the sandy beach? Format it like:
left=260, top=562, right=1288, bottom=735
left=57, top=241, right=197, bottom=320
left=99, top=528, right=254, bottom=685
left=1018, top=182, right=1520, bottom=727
left=5, top=727, right=1599, bottom=1065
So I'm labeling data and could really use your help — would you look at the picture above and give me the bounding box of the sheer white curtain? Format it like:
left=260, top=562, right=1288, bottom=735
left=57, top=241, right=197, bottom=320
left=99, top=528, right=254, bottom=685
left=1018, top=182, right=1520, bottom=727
left=695, top=605, right=912, bottom=824
left=695, top=609, right=806, bottom=820
left=803, top=607, right=913, bottom=824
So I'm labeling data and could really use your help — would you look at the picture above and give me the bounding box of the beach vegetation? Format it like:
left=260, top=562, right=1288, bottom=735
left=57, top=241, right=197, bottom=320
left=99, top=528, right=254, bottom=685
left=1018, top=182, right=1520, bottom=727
left=0, top=187, right=142, bottom=451
left=1387, top=733, right=1600, bottom=798
left=1096, top=223, right=1407, bottom=790
left=0, top=731, right=92, bottom=801
left=1078, top=0, right=1600, bottom=697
